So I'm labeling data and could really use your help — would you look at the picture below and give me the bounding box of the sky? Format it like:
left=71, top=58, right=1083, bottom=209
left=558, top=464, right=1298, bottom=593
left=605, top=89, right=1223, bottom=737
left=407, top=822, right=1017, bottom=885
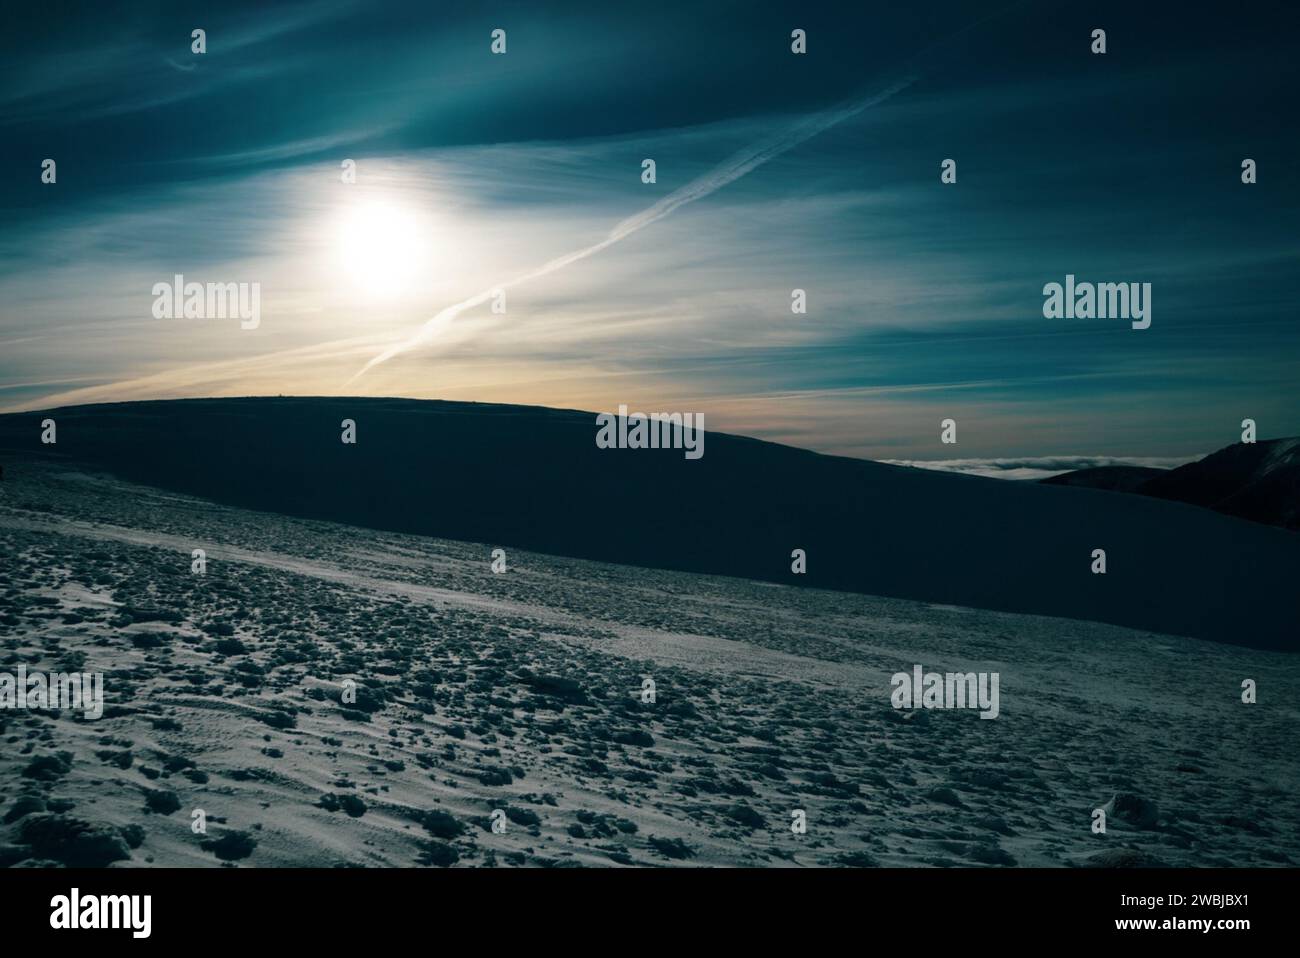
left=2, top=0, right=1298, bottom=468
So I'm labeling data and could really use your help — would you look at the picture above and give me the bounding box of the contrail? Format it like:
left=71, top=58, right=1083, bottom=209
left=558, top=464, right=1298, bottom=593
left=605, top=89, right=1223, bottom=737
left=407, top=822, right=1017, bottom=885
left=348, top=75, right=915, bottom=383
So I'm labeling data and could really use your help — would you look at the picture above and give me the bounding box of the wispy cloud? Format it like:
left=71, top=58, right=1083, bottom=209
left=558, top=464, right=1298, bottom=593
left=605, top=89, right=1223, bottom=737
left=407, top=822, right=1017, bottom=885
left=0, top=0, right=357, bottom=122
left=349, top=77, right=916, bottom=382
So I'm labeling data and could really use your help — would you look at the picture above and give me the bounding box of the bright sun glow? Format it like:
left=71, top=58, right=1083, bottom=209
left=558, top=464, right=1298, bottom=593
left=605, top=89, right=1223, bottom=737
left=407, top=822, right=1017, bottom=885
left=336, top=200, right=427, bottom=299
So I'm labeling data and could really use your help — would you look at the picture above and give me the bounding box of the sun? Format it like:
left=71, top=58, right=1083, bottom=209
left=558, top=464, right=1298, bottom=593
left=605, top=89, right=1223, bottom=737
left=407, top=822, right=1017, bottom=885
left=336, top=200, right=426, bottom=298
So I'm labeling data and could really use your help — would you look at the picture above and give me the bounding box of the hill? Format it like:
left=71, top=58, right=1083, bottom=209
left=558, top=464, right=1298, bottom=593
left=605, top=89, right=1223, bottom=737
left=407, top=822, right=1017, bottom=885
left=1043, top=438, right=1300, bottom=530
left=1, top=397, right=1296, bottom=649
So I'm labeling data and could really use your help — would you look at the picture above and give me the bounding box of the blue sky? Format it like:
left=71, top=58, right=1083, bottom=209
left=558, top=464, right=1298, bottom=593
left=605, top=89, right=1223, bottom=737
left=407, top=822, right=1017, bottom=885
left=2, top=0, right=1298, bottom=463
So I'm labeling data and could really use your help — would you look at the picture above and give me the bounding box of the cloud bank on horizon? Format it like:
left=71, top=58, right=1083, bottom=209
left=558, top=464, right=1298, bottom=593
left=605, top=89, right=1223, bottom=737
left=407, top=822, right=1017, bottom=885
left=2, top=0, right=1299, bottom=464
left=883, top=455, right=1198, bottom=481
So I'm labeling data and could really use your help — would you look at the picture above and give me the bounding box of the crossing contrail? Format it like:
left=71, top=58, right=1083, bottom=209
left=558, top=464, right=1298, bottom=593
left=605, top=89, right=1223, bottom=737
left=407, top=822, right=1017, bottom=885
left=348, top=75, right=915, bottom=383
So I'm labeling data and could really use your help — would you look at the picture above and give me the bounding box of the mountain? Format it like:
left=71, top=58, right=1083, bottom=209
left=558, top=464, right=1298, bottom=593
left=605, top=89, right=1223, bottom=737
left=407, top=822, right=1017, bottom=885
left=1039, top=465, right=1165, bottom=493
left=1042, top=438, right=1300, bottom=531
left=1, top=396, right=1297, bottom=649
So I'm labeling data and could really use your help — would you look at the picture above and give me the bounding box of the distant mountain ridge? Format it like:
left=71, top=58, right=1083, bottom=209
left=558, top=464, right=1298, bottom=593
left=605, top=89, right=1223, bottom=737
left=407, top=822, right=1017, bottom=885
left=1, top=397, right=1297, bottom=650
left=1043, top=438, right=1300, bottom=530
left=1039, top=465, right=1165, bottom=493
